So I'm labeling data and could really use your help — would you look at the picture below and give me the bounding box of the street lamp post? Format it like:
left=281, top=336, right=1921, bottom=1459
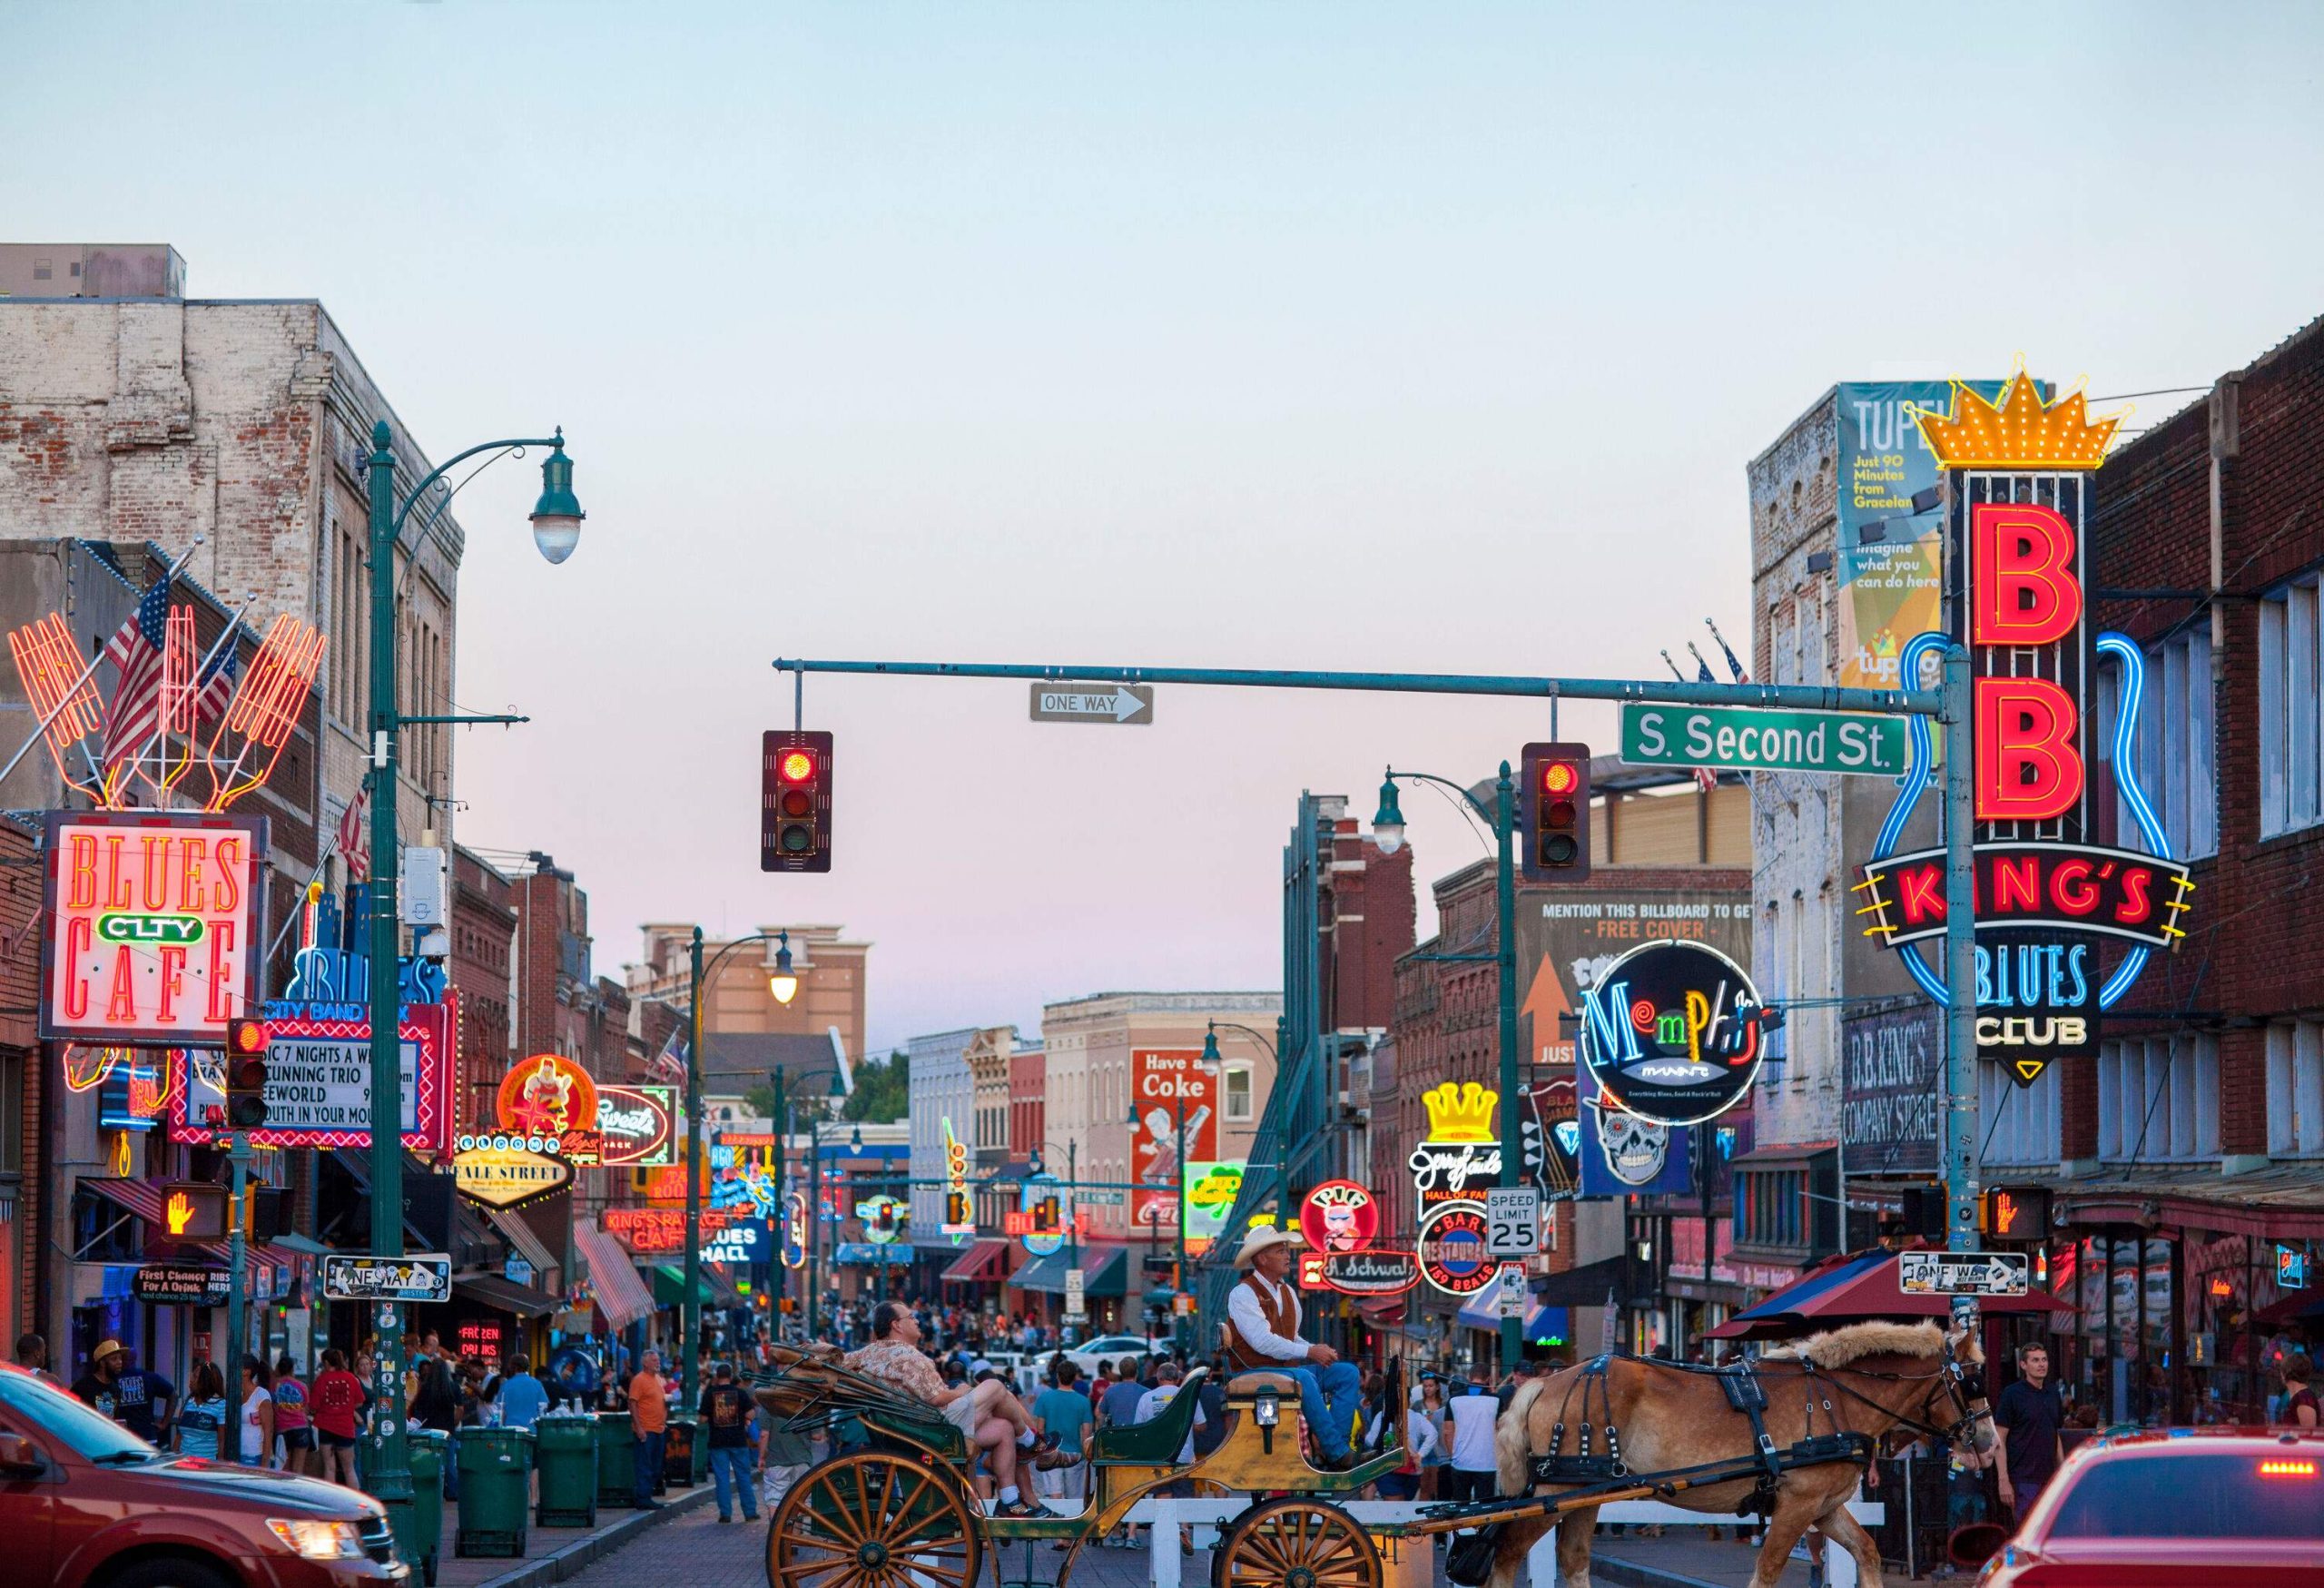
left=364, top=420, right=581, bottom=1544
left=1028, top=1139, right=1081, bottom=1341
left=684, top=929, right=800, bottom=1403
left=1374, top=764, right=1524, bottom=1373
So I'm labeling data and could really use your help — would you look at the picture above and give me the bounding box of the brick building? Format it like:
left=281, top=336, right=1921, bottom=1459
left=0, top=816, right=42, bottom=1341
left=1383, top=765, right=1749, bottom=1367
left=1998, top=313, right=2324, bottom=1424
left=448, top=844, right=517, bottom=1131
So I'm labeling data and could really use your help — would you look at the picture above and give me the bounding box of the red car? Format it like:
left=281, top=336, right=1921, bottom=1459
left=1974, top=1425, right=2324, bottom=1587
left=0, top=1362, right=407, bottom=1588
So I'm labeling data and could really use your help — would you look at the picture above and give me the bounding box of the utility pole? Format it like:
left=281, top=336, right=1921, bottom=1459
left=1494, top=763, right=1521, bottom=1373
left=223, top=1134, right=251, bottom=1456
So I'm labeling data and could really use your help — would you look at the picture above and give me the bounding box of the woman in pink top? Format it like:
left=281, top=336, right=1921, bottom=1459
left=271, top=1354, right=312, bottom=1474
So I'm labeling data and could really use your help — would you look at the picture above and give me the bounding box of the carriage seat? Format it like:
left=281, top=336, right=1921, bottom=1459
left=1091, top=1366, right=1209, bottom=1464
left=1225, top=1370, right=1301, bottom=1396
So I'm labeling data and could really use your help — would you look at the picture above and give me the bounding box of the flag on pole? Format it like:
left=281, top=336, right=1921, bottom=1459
left=1682, top=646, right=1720, bottom=792
left=335, top=784, right=370, bottom=882
left=193, top=616, right=242, bottom=725
left=97, top=577, right=173, bottom=774
left=646, top=1025, right=689, bottom=1085
left=1705, top=618, right=1750, bottom=685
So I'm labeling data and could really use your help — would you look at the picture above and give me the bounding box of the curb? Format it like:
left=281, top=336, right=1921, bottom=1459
left=473, top=1482, right=714, bottom=1588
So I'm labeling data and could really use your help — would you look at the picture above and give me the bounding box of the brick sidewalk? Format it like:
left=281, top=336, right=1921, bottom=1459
left=427, top=1477, right=712, bottom=1588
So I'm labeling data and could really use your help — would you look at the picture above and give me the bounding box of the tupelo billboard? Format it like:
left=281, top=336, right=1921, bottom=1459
left=41, top=811, right=268, bottom=1046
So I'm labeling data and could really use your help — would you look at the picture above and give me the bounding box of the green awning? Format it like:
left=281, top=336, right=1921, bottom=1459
left=651, top=1265, right=719, bottom=1307
left=1005, top=1244, right=1128, bottom=1297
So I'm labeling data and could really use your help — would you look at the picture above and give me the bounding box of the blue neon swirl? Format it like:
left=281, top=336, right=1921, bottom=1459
left=1873, top=630, right=1954, bottom=863
left=2094, top=631, right=2171, bottom=1011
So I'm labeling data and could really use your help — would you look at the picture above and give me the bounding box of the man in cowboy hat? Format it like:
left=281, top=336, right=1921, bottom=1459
left=1222, top=1225, right=1361, bottom=1468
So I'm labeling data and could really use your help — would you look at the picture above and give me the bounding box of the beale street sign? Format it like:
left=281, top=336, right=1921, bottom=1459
left=1620, top=705, right=1906, bottom=777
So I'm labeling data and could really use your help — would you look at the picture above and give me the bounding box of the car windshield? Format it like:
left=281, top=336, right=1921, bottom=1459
left=2047, top=1450, right=2324, bottom=1541
left=0, top=1368, right=157, bottom=1463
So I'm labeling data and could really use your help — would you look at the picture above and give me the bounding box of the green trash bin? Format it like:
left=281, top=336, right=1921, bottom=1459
left=595, top=1410, right=640, bottom=1510
left=662, top=1411, right=701, bottom=1490
left=408, top=1430, right=448, bottom=1588
left=534, top=1414, right=599, bottom=1527
left=453, top=1426, right=534, bottom=1558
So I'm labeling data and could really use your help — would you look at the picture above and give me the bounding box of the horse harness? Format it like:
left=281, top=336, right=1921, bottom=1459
left=1526, top=1354, right=1876, bottom=1518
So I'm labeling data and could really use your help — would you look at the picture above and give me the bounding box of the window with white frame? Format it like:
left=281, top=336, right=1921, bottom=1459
left=1979, top=1060, right=2061, bottom=1167
left=2097, top=1034, right=2221, bottom=1161
left=2267, top=1019, right=2324, bottom=1157
left=1759, top=899, right=1787, bottom=1064
left=2260, top=575, right=2324, bottom=837
left=1223, top=1064, right=1254, bottom=1121
left=2095, top=629, right=2216, bottom=859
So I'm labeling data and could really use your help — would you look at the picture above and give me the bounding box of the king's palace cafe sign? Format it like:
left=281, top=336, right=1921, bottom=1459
left=1854, top=373, right=2194, bottom=1086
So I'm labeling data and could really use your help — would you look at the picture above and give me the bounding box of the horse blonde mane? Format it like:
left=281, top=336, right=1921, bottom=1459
left=1763, top=1319, right=1946, bottom=1369
left=1497, top=1376, right=1550, bottom=1494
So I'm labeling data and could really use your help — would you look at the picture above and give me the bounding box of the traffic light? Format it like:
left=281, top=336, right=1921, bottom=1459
left=761, top=730, right=833, bottom=873
left=1034, top=1194, right=1060, bottom=1233
left=946, top=1190, right=972, bottom=1228
left=1520, top=742, right=1591, bottom=883
left=223, top=1017, right=271, bottom=1129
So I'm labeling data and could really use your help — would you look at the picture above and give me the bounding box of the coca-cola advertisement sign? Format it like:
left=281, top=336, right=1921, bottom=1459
left=1130, top=1050, right=1216, bottom=1228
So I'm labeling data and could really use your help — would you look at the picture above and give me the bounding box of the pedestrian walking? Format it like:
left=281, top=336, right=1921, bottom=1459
left=699, top=1361, right=760, bottom=1523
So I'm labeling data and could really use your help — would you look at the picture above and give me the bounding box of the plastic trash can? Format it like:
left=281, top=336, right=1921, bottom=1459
left=453, top=1425, right=534, bottom=1557
left=595, top=1410, right=640, bottom=1510
left=408, top=1430, right=448, bottom=1586
left=663, top=1411, right=701, bottom=1489
left=534, top=1413, right=599, bottom=1527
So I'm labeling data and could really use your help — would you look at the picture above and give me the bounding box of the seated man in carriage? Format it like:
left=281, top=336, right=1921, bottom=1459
left=843, top=1299, right=1079, bottom=1518
left=1222, top=1226, right=1362, bottom=1469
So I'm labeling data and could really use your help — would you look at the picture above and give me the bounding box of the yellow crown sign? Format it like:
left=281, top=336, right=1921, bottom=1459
left=1913, top=370, right=2125, bottom=472
left=1420, top=1080, right=1498, bottom=1143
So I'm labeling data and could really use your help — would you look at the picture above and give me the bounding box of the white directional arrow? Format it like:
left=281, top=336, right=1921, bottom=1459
left=1029, top=683, right=1155, bottom=725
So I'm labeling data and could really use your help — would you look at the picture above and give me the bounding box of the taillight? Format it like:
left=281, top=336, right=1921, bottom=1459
left=2257, top=1457, right=2316, bottom=1476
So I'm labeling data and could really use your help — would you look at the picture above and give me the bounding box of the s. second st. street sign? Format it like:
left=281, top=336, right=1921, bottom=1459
left=1029, top=684, right=1154, bottom=725
left=1897, top=1249, right=2030, bottom=1297
left=321, top=1253, right=454, bottom=1305
left=1620, top=704, right=1906, bottom=776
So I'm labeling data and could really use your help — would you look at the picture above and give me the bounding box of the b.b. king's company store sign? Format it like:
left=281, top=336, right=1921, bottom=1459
left=1856, top=373, right=2194, bottom=1084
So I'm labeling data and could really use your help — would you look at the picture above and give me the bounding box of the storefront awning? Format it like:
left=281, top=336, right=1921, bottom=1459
left=940, top=1238, right=1010, bottom=1285
left=1008, top=1244, right=1128, bottom=1297
left=487, top=1208, right=562, bottom=1293
left=1705, top=1248, right=2073, bottom=1340
left=453, top=1274, right=562, bottom=1318
left=1453, top=1293, right=1570, bottom=1345
left=652, top=1265, right=726, bottom=1308
left=79, top=1179, right=290, bottom=1285
left=573, top=1219, right=655, bottom=1330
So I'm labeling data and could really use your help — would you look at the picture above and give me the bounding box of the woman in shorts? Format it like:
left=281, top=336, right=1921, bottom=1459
left=271, top=1355, right=312, bottom=1472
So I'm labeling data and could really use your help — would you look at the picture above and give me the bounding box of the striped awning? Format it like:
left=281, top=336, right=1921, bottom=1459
left=572, top=1218, right=655, bottom=1330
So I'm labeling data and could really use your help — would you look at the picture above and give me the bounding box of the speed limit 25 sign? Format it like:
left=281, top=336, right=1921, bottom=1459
left=1484, top=1187, right=1541, bottom=1257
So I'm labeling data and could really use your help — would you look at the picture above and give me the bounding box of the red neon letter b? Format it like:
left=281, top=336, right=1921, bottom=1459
left=1973, top=502, right=2081, bottom=646
left=1976, top=677, right=2084, bottom=822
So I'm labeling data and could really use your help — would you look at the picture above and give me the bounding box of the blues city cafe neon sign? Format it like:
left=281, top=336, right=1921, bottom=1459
left=1856, top=372, right=2192, bottom=1084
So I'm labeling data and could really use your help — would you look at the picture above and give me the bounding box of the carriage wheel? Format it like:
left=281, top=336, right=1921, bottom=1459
left=767, top=1450, right=981, bottom=1588
left=1215, top=1498, right=1381, bottom=1588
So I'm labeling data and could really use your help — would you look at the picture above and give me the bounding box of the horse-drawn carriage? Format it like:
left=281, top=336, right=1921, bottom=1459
left=751, top=1320, right=1992, bottom=1588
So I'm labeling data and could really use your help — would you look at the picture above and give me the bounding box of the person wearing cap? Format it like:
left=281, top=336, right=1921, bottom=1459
left=1221, top=1226, right=1360, bottom=1469
left=72, top=1339, right=128, bottom=1425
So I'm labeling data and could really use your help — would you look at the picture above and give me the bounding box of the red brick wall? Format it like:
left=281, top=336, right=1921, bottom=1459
left=0, top=818, right=43, bottom=1340
left=2091, top=315, right=2324, bottom=1158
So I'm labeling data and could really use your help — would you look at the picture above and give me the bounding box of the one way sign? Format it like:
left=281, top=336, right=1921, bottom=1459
left=1029, top=684, right=1154, bottom=725
left=1897, top=1250, right=2030, bottom=1297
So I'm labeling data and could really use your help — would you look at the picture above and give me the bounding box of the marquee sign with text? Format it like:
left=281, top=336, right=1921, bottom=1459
left=1857, top=372, right=2190, bottom=1085
left=167, top=995, right=456, bottom=1151
left=1407, top=1081, right=1502, bottom=1209
left=41, top=811, right=268, bottom=1046
left=1578, top=940, right=1771, bottom=1127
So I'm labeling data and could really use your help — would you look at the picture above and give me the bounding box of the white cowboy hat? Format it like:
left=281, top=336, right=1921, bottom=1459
left=1236, top=1225, right=1305, bottom=1269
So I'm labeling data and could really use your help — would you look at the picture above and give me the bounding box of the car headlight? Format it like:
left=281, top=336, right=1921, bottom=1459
left=266, top=1518, right=367, bottom=1561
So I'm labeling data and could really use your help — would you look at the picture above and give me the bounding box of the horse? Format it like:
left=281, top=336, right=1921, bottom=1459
left=1485, top=1320, right=1992, bottom=1588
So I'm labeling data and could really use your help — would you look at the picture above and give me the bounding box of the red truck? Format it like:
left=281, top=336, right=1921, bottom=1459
left=0, top=1361, right=407, bottom=1588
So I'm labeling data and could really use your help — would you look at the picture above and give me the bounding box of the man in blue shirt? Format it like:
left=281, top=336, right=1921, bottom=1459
left=497, top=1354, right=549, bottom=1431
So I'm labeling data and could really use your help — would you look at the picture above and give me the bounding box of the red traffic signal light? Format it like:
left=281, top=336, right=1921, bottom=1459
left=762, top=730, right=832, bottom=873
left=223, top=1017, right=271, bottom=1129
left=1520, top=742, right=1592, bottom=883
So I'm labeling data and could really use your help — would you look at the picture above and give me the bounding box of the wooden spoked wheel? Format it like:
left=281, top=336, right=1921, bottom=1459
left=767, top=1450, right=981, bottom=1588
left=1215, top=1498, right=1381, bottom=1588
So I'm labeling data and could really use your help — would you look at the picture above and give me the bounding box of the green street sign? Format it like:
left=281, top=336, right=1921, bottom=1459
left=1620, top=703, right=1906, bottom=776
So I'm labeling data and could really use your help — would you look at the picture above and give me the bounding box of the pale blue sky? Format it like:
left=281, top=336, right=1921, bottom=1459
left=6, top=4, right=2321, bottom=1050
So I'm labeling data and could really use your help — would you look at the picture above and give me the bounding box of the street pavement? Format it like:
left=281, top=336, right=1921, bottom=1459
left=430, top=1480, right=711, bottom=1588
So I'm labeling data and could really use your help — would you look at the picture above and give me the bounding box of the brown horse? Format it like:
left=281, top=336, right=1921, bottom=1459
left=1487, top=1321, right=1991, bottom=1588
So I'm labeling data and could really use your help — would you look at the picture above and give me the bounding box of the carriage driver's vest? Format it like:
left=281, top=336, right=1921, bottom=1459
left=1223, top=1271, right=1302, bottom=1373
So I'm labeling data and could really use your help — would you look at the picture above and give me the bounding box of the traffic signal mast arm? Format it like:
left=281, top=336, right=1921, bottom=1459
left=773, top=657, right=1939, bottom=718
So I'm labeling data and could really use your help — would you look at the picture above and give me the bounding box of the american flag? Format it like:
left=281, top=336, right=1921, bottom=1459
left=645, top=1025, right=689, bottom=1085
left=98, top=577, right=174, bottom=774
left=99, top=580, right=241, bottom=777
left=336, top=784, right=370, bottom=882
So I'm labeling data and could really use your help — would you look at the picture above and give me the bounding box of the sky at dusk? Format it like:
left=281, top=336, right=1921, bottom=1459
left=6, top=4, right=2322, bottom=1051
